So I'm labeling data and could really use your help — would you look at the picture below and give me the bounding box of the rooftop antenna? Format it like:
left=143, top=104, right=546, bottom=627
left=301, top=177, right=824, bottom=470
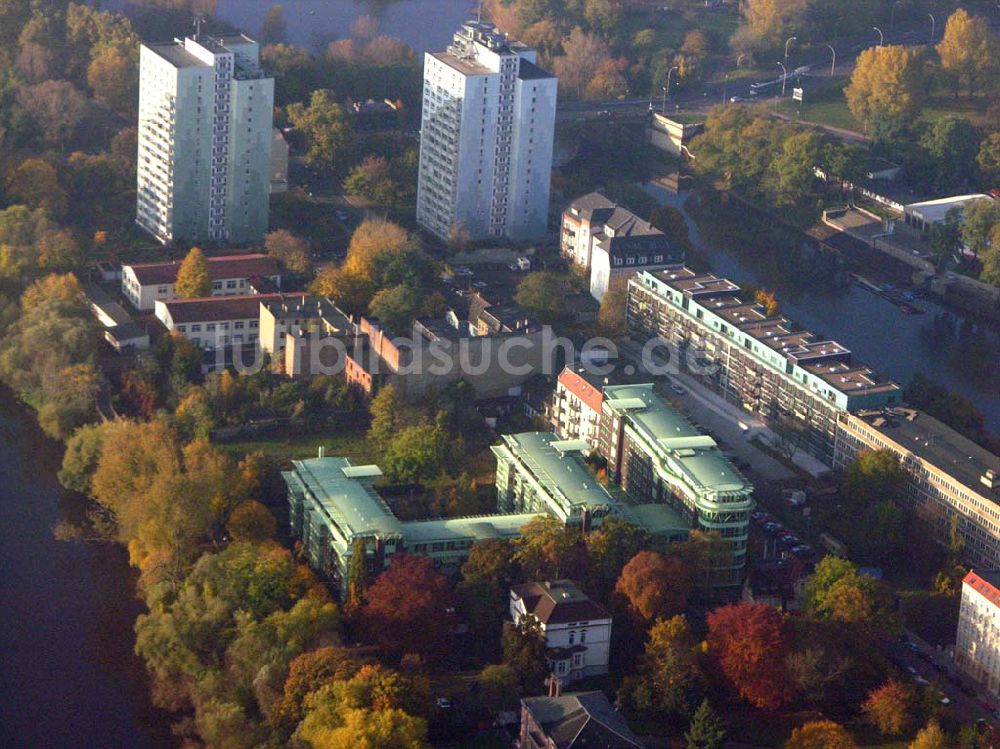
left=476, top=0, right=484, bottom=24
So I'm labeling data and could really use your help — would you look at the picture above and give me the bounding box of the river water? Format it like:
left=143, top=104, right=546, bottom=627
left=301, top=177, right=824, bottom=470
left=645, top=182, right=1000, bottom=432
left=0, top=393, right=176, bottom=748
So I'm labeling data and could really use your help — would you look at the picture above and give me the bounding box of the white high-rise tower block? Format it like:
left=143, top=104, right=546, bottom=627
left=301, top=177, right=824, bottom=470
left=137, top=34, right=274, bottom=246
left=417, top=21, right=557, bottom=243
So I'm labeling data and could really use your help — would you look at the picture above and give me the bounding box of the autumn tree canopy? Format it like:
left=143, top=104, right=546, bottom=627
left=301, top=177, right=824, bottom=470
left=174, top=247, right=212, bottom=298
left=706, top=603, right=794, bottom=710
left=615, top=550, right=693, bottom=622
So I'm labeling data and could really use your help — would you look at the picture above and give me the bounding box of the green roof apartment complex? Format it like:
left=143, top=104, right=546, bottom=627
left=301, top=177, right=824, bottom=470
left=598, top=384, right=754, bottom=586
left=284, top=384, right=752, bottom=592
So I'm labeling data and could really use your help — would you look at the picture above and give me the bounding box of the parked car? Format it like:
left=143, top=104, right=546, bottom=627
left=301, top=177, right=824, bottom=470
left=980, top=701, right=995, bottom=712
left=670, top=383, right=686, bottom=395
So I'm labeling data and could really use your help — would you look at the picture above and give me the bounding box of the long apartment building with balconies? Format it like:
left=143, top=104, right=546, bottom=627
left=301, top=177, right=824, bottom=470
left=627, top=268, right=902, bottom=464
left=137, top=34, right=273, bottom=245
left=417, top=21, right=556, bottom=242
left=598, top=383, right=754, bottom=586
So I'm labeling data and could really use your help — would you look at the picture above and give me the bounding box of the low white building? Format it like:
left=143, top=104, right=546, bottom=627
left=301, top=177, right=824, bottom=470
left=956, top=570, right=1000, bottom=695
left=903, top=194, right=993, bottom=233
left=155, top=293, right=284, bottom=349
left=122, top=253, right=282, bottom=311
left=510, top=580, right=612, bottom=683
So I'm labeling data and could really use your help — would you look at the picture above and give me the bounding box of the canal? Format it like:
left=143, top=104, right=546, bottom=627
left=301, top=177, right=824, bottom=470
left=644, top=182, right=1000, bottom=432
left=0, top=393, right=176, bottom=748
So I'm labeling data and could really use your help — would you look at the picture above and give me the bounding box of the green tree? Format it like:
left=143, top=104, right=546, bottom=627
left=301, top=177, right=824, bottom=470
left=59, top=421, right=110, bottom=493
left=686, top=699, right=726, bottom=749
left=960, top=198, right=1000, bottom=258
left=597, top=286, right=627, bottom=337
left=845, top=46, right=927, bottom=138
left=368, top=284, right=420, bottom=333
left=515, top=271, right=569, bottom=323
left=929, top=207, right=963, bottom=269
left=381, top=421, right=448, bottom=484
left=345, top=537, right=368, bottom=613
left=642, top=615, right=703, bottom=717
left=515, top=515, right=589, bottom=581
left=287, top=89, right=354, bottom=172
left=843, top=449, right=905, bottom=508
left=769, top=131, right=821, bottom=206
left=265, top=229, right=310, bottom=274
left=501, top=616, right=549, bottom=693
left=977, top=133, right=1000, bottom=185
left=174, top=247, right=212, bottom=298
left=919, top=118, right=982, bottom=193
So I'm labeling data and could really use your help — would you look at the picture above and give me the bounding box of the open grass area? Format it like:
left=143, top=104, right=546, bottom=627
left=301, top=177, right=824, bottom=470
left=221, top=425, right=373, bottom=464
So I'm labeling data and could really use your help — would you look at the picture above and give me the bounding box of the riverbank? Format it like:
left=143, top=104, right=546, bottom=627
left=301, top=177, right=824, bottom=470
left=0, top=391, right=176, bottom=748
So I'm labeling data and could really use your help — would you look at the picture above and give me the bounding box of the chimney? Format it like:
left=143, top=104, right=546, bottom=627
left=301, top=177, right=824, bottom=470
left=548, top=675, right=562, bottom=698
left=982, top=469, right=998, bottom=491
left=318, top=446, right=326, bottom=458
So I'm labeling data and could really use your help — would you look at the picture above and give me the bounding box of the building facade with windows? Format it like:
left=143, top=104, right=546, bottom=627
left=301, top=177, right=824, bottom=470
left=955, top=570, right=1000, bottom=696
left=283, top=454, right=541, bottom=594
left=560, top=193, right=684, bottom=301
left=492, top=431, right=690, bottom=542
left=417, top=21, right=556, bottom=242
left=599, top=384, right=754, bottom=586
left=154, top=293, right=283, bottom=348
left=626, top=268, right=901, bottom=463
left=121, top=253, right=281, bottom=310
left=834, top=408, right=1000, bottom=569
left=137, top=35, right=274, bottom=245
left=510, top=581, right=612, bottom=683
left=548, top=366, right=608, bottom=450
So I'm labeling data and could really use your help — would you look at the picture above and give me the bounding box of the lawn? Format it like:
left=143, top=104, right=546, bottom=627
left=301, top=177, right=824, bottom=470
left=221, top=425, right=373, bottom=464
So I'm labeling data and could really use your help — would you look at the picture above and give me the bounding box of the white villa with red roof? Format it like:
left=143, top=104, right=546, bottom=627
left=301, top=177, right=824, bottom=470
left=121, top=253, right=281, bottom=311
left=510, top=580, right=612, bottom=684
left=956, top=570, right=1000, bottom=695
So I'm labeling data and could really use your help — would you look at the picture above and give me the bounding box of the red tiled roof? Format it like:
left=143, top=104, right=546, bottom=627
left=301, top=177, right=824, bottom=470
left=558, top=367, right=605, bottom=413
left=160, top=293, right=284, bottom=324
left=964, top=570, right=1000, bottom=608
left=127, top=253, right=280, bottom=286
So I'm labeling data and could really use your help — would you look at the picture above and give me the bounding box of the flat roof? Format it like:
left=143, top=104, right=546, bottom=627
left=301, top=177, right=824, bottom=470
left=429, top=51, right=491, bottom=77
left=144, top=42, right=205, bottom=68
left=904, top=194, right=992, bottom=223
left=642, top=268, right=900, bottom=400
left=603, top=384, right=751, bottom=494
left=291, top=457, right=403, bottom=537
left=499, top=432, right=617, bottom=511
left=403, top=513, right=539, bottom=543
left=857, top=408, right=1000, bottom=500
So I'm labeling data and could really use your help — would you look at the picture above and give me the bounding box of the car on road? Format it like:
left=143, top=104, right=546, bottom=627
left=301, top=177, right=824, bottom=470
left=670, top=383, right=686, bottom=395
left=939, top=697, right=950, bottom=705
left=980, top=701, right=996, bottom=712
left=906, top=666, right=918, bottom=675
left=729, top=96, right=747, bottom=103
left=334, top=210, right=348, bottom=221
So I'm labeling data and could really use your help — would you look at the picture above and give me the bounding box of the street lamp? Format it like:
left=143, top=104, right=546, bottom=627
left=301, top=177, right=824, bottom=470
left=826, top=44, right=836, bottom=76
left=873, top=26, right=884, bottom=47
left=777, top=61, right=788, bottom=99
left=722, top=72, right=729, bottom=105
left=928, top=12, right=936, bottom=42
left=784, top=35, right=797, bottom=72
left=662, top=65, right=678, bottom=113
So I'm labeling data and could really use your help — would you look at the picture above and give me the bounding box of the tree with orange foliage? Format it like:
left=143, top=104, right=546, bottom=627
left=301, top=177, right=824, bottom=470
left=360, top=554, right=454, bottom=660
left=615, top=550, right=693, bottom=622
left=706, top=603, right=794, bottom=710
left=755, top=289, right=780, bottom=316
left=785, top=720, right=856, bottom=749
left=862, top=679, right=913, bottom=736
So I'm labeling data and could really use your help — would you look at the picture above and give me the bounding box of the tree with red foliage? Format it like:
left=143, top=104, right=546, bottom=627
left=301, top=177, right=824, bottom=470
left=706, top=603, right=794, bottom=710
left=360, top=554, right=453, bottom=661
left=615, top=550, right=693, bottom=622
